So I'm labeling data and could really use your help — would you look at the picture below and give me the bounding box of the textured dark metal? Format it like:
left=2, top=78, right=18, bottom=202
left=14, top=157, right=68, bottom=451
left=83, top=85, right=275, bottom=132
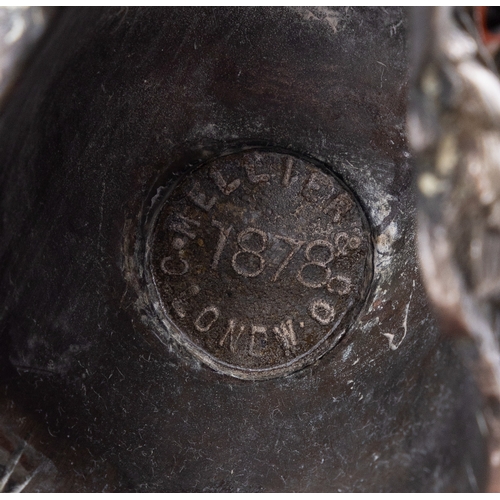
left=148, top=150, right=372, bottom=379
left=0, top=6, right=488, bottom=492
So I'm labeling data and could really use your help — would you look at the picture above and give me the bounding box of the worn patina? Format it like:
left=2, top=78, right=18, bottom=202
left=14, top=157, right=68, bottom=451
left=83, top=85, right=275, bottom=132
left=148, top=150, right=372, bottom=378
left=0, top=7, right=487, bottom=492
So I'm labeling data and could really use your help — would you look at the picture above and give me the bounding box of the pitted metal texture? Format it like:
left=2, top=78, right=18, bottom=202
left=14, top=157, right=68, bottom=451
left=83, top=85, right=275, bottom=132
left=149, top=151, right=372, bottom=379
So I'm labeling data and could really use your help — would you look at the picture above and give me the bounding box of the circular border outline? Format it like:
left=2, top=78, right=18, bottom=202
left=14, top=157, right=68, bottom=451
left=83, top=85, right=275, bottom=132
left=143, top=148, right=374, bottom=380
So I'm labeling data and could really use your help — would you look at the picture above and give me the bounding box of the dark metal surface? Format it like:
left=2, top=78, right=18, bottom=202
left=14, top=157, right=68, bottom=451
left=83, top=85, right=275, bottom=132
left=0, top=7, right=488, bottom=491
left=148, top=150, right=372, bottom=379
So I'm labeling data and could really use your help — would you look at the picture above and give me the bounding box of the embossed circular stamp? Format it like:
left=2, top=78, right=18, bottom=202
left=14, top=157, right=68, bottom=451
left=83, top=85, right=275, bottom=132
left=147, top=151, right=372, bottom=379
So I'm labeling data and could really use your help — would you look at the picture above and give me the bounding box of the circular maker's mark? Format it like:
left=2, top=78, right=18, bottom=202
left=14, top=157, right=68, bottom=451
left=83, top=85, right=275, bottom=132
left=148, top=151, right=372, bottom=379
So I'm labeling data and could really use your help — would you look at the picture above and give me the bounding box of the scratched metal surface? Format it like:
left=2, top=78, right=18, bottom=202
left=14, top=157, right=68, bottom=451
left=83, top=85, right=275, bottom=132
left=0, top=7, right=487, bottom=491
left=148, top=150, right=372, bottom=379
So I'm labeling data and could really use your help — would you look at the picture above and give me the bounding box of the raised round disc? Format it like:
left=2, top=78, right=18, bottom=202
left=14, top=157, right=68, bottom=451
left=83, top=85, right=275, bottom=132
left=149, top=151, right=372, bottom=379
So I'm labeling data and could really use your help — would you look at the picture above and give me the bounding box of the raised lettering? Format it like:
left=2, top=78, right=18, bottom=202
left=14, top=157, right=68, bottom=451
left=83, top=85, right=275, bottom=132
left=309, top=299, right=336, bottom=325
left=327, top=275, right=352, bottom=295
left=187, top=181, right=217, bottom=211
left=172, top=237, right=186, bottom=250
left=335, top=232, right=361, bottom=256
left=282, top=156, right=293, bottom=187
left=211, top=220, right=233, bottom=270
left=210, top=166, right=241, bottom=195
left=232, top=228, right=268, bottom=278
left=348, top=230, right=362, bottom=250
left=150, top=151, right=371, bottom=376
left=249, top=325, right=267, bottom=357
left=302, top=172, right=334, bottom=203
left=324, top=192, right=354, bottom=222
left=297, top=240, right=335, bottom=288
left=161, top=255, right=189, bottom=276
left=272, top=236, right=304, bottom=282
left=244, top=155, right=270, bottom=183
left=194, top=306, right=220, bottom=332
left=273, top=319, right=297, bottom=354
left=169, top=214, right=200, bottom=240
left=219, top=319, right=245, bottom=352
